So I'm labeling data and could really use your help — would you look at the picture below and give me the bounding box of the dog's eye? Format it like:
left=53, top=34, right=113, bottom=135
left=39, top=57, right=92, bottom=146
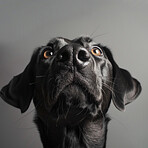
left=44, top=50, right=54, bottom=59
left=91, top=47, right=103, bottom=56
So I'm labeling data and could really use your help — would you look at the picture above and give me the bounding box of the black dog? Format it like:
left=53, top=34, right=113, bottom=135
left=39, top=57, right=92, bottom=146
left=0, top=36, right=141, bottom=148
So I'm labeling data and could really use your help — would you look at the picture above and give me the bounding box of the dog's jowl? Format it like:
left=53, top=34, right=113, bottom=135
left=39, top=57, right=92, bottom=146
left=0, top=36, right=141, bottom=148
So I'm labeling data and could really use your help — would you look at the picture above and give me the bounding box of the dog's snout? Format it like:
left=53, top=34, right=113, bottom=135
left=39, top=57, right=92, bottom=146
left=56, top=45, right=90, bottom=69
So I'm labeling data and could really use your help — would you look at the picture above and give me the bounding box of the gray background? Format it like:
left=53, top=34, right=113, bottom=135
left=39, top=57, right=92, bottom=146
left=0, top=0, right=147, bottom=148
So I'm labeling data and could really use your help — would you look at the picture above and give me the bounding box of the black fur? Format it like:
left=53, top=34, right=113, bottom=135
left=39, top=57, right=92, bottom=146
left=0, top=36, right=141, bottom=148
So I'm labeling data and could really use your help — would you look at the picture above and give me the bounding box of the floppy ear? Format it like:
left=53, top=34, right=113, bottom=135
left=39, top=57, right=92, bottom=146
left=0, top=49, right=39, bottom=113
left=103, top=47, right=142, bottom=111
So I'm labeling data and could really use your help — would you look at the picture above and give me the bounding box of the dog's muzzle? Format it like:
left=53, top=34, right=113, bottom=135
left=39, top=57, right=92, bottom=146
left=42, top=43, right=102, bottom=126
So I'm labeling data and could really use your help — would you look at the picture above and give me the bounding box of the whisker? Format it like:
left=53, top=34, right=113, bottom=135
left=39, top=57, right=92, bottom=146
left=102, top=80, right=123, bottom=95
left=100, top=87, right=108, bottom=97
left=36, top=75, right=45, bottom=78
left=92, top=33, right=108, bottom=39
left=102, top=82, right=116, bottom=99
left=90, top=24, right=101, bottom=37
left=102, top=82, right=113, bottom=93
left=76, top=108, right=86, bottom=116
left=77, top=108, right=88, bottom=123
left=98, top=75, right=119, bottom=87
left=65, top=105, right=71, bottom=119
left=97, top=81, right=109, bottom=97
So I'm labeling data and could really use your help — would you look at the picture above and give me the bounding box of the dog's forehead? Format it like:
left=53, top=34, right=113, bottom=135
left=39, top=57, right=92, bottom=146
left=47, top=36, right=96, bottom=48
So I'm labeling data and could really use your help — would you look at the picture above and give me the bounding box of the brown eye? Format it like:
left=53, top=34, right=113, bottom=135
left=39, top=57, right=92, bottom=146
left=91, top=47, right=103, bottom=56
left=44, top=50, right=53, bottom=59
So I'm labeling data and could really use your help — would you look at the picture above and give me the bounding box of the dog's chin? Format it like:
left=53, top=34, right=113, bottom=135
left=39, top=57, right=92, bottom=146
left=49, top=84, right=100, bottom=126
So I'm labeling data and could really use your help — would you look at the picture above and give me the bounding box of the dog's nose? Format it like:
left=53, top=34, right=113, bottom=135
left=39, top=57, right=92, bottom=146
left=57, top=45, right=90, bottom=68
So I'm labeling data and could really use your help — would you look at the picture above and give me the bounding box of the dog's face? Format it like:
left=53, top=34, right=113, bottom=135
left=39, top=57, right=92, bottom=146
left=0, top=36, right=141, bottom=126
left=34, top=37, right=113, bottom=125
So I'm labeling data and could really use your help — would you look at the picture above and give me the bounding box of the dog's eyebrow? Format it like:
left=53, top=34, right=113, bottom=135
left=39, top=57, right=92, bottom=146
left=57, top=38, right=68, bottom=48
left=73, top=36, right=92, bottom=43
left=72, top=36, right=96, bottom=47
left=47, top=37, right=70, bottom=49
left=46, top=36, right=97, bottom=50
left=58, top=37, right=71, bottom=43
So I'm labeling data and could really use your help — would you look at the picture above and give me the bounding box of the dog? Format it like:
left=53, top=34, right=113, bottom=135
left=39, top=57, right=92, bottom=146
left=0, top=36, right=141, bottom=148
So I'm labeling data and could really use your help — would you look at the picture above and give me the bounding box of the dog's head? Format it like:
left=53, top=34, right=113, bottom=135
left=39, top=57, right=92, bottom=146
left=0, top=36, right=141, bottom=126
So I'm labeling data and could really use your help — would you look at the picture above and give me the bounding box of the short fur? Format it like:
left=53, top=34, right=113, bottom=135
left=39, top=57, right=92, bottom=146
left=0, top=36, right=141, bottom=148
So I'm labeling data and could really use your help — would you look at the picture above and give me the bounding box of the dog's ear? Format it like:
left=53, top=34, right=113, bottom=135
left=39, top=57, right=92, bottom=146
left=103, top=47, right=142, bottom=111
left=0, top=49, right=39, bottom=113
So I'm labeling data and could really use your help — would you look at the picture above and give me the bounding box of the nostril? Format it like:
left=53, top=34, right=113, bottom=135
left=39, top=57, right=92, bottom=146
left=57, top=51, right=70, bottom=62
left=78, top=50, right=90, bottom=62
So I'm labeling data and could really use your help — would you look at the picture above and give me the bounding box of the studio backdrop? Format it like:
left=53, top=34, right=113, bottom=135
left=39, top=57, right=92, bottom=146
left=0, top=0, right=147, bottom=148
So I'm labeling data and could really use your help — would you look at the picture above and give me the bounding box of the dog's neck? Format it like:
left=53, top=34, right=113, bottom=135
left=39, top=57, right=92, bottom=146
left=35, top=115, right=109, bottom=148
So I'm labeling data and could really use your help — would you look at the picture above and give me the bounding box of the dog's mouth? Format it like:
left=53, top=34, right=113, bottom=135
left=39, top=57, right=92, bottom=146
left=48, top=81, right=101, bottom=126
left=42, top=69, right=103, bottom=126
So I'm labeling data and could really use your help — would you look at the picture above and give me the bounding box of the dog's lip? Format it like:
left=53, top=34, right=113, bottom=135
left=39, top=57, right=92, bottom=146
left=55, top=81, right=99, bottom=106
left=48, top=82, right=100, bottom=123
